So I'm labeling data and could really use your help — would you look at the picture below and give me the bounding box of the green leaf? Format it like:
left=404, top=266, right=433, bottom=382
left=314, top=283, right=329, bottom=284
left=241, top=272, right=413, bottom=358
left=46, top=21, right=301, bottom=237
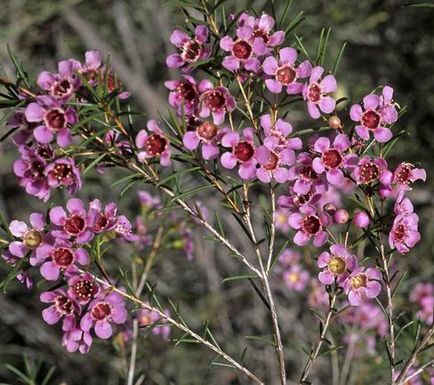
left=316, top=27, right=332, bottom=66
left=245, top=335, right=276, bottom=347
left=285, top=11, right=305, bottom=35
left=222, top=274, right=257, bottom=284
left=156, top=166, right=201, bottom=187
left=170, top=184, right=215, bottom=202
left=332, top=42, right=347, bottom=74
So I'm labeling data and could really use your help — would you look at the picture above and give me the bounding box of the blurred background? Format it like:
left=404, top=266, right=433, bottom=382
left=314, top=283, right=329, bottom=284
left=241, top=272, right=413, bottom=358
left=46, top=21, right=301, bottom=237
left=0, top=0, right=433, bottom=384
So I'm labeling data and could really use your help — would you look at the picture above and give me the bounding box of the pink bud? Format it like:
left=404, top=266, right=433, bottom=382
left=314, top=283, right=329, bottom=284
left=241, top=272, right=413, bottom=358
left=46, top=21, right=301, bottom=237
left=353, top=211, right=370, bottom=228
left=334, top=209, right=349, bottom=224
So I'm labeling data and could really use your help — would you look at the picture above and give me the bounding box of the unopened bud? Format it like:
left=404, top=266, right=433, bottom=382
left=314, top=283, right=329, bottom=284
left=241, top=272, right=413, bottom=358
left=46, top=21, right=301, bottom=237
left=353, top=211, right=370, bottom=228
left=328, top=115, right=342, bottom=130
left=323, top=203, right=337, bottom=215
left=334, top=209, right=349, bottom=224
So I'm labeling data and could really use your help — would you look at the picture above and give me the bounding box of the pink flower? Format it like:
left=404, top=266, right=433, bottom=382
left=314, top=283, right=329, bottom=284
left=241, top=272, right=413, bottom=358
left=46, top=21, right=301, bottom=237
left=166, top=25, right=210, bottom=70
left=37, top=59, right=81, bottom=100
left=25, top=96, right=77, bottom=147
left=344, top=267, right=382, bottom=306
left=308, top=279, right=329, bottom=310
left=138, top=307, right=171, bottom=340
left=40, top=289, right=79, bottom=330
left=393, top=162, right=426, bottom=191
left=49, top=198, right=93, bottom=244
left=278, top=248, right=301, bottom=266
left=77, top=50, right=103, bottom=86
left=354, top=156, right=393, bottom=188
left=389, top=212, right=420, bottom=254
left=8, top=213, right=46, bottom=259
left=262, top=47, right=312, bottom=94
left=275, top=208, right=291, bottom=233
left=220, top=22, right=267, bottom=73
left=278, top=186, right=320, bottom=213
left=32, top=241, right=89, bottom=281
left=45, top=157, right=82, bottom=195
left=317, top=244, right=357, bottom=285
left=302, top=66, right=337, bottom=119
left=1, top=251, right=33, bottom=289
left=88, top=199, right=119, bottom=234
left=288, top=205, right=329, bottom=247
left=136, top=120, right=171, bottom=166
left=255, top=139, right=295, bottom=183
left=312, top=134, right=358, bottom=185
left=236, top=12, right=285, bottom=49
left=165, top=75, right=199, bottom=115
left=13, top=144, right=53, bottom=201
left=283, top=264, right=310, bottom=291
left=350, top=87, right=398, bottom=143
left=288, top=152, right=328, bottom=195
left=62, top=327, right=93, bottom=354
left=220, top=128, right=257, bottom=180
left=259, top=113, right=302, bottom=151
left=7, top=109, right=37, bottom=146
left=80, top=291, right=128, bottom=339
left=183, top=121, right=226, bottom=160
left=198, top=80, right=236, bottom=124
left=67, top=273, right=100, bottom=305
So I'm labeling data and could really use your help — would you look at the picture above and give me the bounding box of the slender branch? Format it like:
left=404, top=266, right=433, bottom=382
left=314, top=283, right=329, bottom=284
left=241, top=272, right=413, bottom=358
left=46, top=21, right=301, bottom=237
left=126, top=319, right=139, bottom=385
left=90, top=274, right=265, bottom=385
left=398, top=359, right=434, bottom=385
left=242, top=185, right=286, bottom=385
left=379, top=242, right=396, bottom=384
left=395, top=324, right=434, bottom=385
left=266, top=185, right=276, bottom=272
left=299, top=293, right=337, bottom=384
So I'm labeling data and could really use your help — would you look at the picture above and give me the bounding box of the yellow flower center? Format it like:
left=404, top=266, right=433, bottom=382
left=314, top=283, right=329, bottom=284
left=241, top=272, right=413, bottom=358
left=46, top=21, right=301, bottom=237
left=23, top=230, right=43, bottom=249
left=288, top=272, right=300, bottom=284
left=328, top=256, right=346, bottom=275
left=351, top=274, right=367, bottom=289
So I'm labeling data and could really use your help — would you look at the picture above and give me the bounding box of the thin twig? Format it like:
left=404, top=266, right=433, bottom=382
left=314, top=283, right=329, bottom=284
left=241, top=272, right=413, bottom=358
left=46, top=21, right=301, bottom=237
left=91, top=274, right=265, bottom=385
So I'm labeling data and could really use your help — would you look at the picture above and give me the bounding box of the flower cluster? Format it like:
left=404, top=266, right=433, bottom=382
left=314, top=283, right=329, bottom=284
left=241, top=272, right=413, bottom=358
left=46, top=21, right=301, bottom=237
left=7, top=51, right=128, bottom=201
left=1, top=198, right=139, bottom=352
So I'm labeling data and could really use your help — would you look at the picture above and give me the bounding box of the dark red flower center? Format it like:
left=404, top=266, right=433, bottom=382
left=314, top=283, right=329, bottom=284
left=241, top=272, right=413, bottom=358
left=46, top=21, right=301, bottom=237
left=185, top=115, right=201, bottom=131
left=95, top=213, right=109, bottom=232
left=308, top=83, right=322, bottom=103
left=234, top=141, right=254, bottom=162
left=392, top=224, right=407, bottom=243
left=396, top=163, right=413, bottom=185
left=359, top=162, right=379, bottom=183
left=252, top=28, right=269, bottom=43
left=204, top=90, right=226, bottom=110
left=54, top=295, right=74, bottom=315
left=196, top=121, right=218, bottom=140
left=293, top=192, right=313, bottom=206
left=276, top=65, right=296, bottom=85
left=322, top=149, right=342, bottom=169
left=177, top=81, right=197, bottom=103
left=52, top=164, right=73, bottom=182
left=362, top=110, right=381, bottom=130
left=37, top=146, right=53, bottom=159
left=300, top=165, right=317, bottom=180
left=302, top=215, right=321, bottom=235
left=31, top=161, right=45, bottom=177
left=232, top=40, right=252, bottom=60
left=44, top=108, right=66, bottom=130
left=52, top=79, right=73, bottom=98
left=106, top=72, right=123, bottom=93
left=53, top=247, right=74, bottom=267
left=92, top=302, right=111, bottom=320
left=64, top=215, right=85, bottom=235
left=263, top=151, right=279, bottom=170
left=181, top=39, right=203, bottom=62
left=145, top=134, right=167, bottom=156
left=73, top=279, right=95, bottom=301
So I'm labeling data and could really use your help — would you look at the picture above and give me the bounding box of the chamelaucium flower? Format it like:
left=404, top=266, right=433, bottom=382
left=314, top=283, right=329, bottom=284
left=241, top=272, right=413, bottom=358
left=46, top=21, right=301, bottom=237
left=0, top=6, right=429, bottom=384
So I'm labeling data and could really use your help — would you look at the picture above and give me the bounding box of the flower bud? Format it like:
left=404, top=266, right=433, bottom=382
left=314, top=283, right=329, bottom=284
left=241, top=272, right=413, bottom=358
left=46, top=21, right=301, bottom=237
left=334, top=209, right=349, bottom=224
left=323, top=203, right=337, bottom=215
left=328, top=115, right=342, bottom=130
left=353, top=211, right=370, bottom=228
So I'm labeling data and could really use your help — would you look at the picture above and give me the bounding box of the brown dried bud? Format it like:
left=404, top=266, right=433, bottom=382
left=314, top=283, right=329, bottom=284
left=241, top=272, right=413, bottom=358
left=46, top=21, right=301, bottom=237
left=328, top=115, right=342, bottom=130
